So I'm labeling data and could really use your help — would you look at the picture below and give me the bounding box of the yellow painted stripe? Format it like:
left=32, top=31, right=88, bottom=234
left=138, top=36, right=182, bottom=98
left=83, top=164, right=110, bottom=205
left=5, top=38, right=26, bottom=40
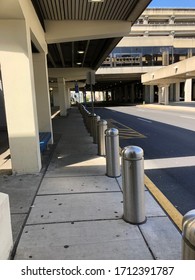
left=107, top=119, right=146, bottom=139
left=144, top=174, right=183, bottom=232
left=114, top=119, right=183, bottom=231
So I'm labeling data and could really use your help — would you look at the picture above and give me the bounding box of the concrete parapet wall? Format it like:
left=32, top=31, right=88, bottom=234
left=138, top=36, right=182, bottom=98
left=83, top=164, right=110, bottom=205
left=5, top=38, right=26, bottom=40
left=0, top=192, right=13, bottom=259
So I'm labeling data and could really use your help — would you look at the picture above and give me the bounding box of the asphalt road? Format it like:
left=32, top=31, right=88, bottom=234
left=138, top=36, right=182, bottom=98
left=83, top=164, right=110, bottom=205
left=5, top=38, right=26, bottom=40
left=94, top=105, right=195, bottom=215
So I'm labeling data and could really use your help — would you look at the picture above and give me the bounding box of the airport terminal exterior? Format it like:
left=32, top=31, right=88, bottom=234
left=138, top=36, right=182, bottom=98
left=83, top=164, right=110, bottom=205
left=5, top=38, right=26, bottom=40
left=1, top=1, right=195, bottom=260
left=1, top=3, right=195, bottom=175
left=96, top=8, right=195, bottom=105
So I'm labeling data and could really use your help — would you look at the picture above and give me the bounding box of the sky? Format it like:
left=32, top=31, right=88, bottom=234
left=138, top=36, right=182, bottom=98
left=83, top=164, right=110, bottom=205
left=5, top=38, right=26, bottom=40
left=149, top=0, right=195, bottom=8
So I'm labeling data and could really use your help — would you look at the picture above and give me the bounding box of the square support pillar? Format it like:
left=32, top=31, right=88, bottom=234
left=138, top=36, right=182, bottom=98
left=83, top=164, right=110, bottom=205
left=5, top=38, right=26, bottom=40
left=57, top=77, right=68, bottom=116
left=53, top=88, right=60, bottom=106
left=175, top=83, right=180, bottom=102
left=0, top=20, right=41, bottom=173
left=144, top=85, right=154, bottom=104
left=66, top=87, right=71, bottom=109
left=158, top=85, right=169, bottom=105
left=33, top=53, right=53, bottom=143
left=0, top=193, right=13, bottom=259
left=184, top=79, right=192, bottom=102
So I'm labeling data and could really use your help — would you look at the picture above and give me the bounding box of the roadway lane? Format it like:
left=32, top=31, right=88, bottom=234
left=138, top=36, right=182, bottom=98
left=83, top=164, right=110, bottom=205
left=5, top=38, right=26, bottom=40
left=94, top=106, right=195, bottom=215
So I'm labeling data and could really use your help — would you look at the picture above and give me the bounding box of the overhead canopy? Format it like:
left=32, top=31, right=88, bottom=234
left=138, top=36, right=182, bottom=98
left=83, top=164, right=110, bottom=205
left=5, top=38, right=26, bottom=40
left=31, top=0, right=152, bottom=70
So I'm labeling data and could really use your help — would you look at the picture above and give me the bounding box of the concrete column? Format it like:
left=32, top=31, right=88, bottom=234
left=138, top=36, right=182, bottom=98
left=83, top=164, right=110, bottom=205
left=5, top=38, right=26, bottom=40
left=162, top=51, right=169, bottom=66
left=158, top=86, right=163, bottom=104
left=184, top=79, right=192, bottom=102
left=143, top=16, right=148, bottom=25
left=66, top=87, right=71, bottom=109
left=106, top=91, right=109, bottom=102
left=163, top=85, right=170, bottom=105
left=57, top=77, right=67, bottom=116
left=0, top=74, right=7, bottom=129
left=143, top=85, right=149, bottom=103
left=53, top=88, right=60, bottom=106
left=192, top=81, right=195, bottom=101
left=33, top=53, right=53, bottom=143
left=124, top=85, right=129, bottom=102
left=169, top=84, right=174, bottom=102
left=158, top=85, right=169, bottom=105
left=130, top=83, right=135, bottom=103
left=144, top=85, right=154, bottom=104
left=0, top=20, right=41, bottom=173
left=175, top=82, right=180, bottom=102
left=112, top=89, right=116, bottom=102
left=150, top=85, right=154, bottom=103
left=0, top=193, right=13, bottom=259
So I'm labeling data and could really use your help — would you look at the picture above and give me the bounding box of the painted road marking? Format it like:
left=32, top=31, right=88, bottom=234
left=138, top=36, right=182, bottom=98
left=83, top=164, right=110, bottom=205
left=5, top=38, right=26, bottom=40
left=137, top=118, right=152, bottom=123
left=145, top=155, right=195, bottom=170
left=107, top=119, right=146, bottom=139
left=179, top=115, right=195, bottom=120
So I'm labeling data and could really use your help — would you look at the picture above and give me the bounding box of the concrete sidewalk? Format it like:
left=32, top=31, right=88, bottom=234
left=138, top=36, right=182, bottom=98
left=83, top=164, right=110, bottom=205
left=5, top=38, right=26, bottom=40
left=10, top=106, right=181, bottom=260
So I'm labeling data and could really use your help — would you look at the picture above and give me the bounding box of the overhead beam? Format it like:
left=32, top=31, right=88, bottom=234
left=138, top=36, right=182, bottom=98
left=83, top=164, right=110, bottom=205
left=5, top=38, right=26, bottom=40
left=48, top=67, right=91, bottom=81
left=45, top=20, right=132, bottom=44
left=56, top=44, right=65, bottom=67
left=18, top=0, right=47, bottom=53
left=142, top=56, right=195, bottom=85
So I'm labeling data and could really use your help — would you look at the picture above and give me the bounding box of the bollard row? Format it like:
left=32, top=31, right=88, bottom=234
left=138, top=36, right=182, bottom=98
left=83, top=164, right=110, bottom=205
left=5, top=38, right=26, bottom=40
left=80, top=105, right=195, bottom=259
left=79, top=104, right=146, bottom=226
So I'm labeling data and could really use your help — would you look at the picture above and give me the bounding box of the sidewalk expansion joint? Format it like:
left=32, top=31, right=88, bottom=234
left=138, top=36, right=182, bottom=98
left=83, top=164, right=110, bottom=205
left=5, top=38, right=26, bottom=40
left=44, top=174, right=109, bottom=178
left=37, top=190, right=122, bottom=196
left=138, top=225, right=156, bottom=260
left=25, top=217, right=124, bottom=227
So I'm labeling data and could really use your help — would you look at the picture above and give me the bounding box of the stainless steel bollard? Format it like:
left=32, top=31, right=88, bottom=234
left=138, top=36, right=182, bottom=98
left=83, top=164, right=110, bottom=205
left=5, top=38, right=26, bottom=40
left=91, top=114, right=97, bottom=138
left=86, top=112, right=91, bottom=133
left=93, top=115, right=101, bottom=144
left=97, top=120, right=107, bottom=156
left=105, top=128, right=120, bottom=177
left=182, top=210, right=195, bottom=259
left=121, top=146, right=146, bottom=224
left=88, top=114, right=95, bottom=136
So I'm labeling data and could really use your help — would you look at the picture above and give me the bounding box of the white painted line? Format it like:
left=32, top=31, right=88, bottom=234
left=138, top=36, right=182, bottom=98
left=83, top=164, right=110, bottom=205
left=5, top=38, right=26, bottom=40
left=137, top=118, right=152, bottom=123
left=145, top=156, right=195, bottom=170
left=51, top=110, right=60, bottom=119
left=179, top=115, right=195, bottom=120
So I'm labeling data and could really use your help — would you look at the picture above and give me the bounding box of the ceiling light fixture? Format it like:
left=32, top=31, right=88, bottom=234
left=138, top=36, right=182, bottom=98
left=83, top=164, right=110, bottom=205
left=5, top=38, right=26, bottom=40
left=88, top=0, right=104, bottom=3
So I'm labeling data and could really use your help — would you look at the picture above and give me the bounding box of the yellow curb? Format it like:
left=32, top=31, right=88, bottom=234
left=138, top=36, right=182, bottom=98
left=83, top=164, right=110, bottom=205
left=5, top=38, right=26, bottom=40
left=144, top=174, right=183, bottom=232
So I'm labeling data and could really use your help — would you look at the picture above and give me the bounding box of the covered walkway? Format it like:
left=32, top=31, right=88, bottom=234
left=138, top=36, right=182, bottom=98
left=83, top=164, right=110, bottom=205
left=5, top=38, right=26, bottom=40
left=0, top=106, right=181, bottom=260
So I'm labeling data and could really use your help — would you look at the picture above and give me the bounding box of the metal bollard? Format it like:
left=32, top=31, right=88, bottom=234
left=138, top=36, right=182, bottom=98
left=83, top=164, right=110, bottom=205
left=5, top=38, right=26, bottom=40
left=182, top=210, right=195, bottom=259
left=88, top=114, right=95, bottom=136
left=121, top=146, right=146, bottom=224
left=91, top=114, right=97, bottom=138
left=93, top=115, right=101, bottom=144
left=97, top=120, right=107, bottom=156
left=86, top=112, right=91, bottom=133
left=105, top=128, right=120, bottom=177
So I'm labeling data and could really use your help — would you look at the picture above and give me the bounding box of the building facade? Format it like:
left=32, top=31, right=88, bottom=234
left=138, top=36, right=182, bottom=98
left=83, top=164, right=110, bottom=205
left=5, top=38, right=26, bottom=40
left=97, top=8, right=195, bottom=104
